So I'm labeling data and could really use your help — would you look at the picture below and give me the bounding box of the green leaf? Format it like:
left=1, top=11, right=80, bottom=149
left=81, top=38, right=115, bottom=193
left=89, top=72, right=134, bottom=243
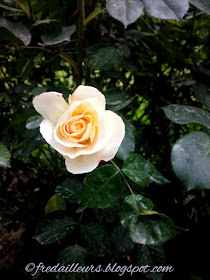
left=0, top=18, right=31, bottom=45
left=192, top=83, right=210, bottom=110
left=171, top=132, right=210, bottom=191
left=120, top=194, right=154, bottom=228
left=142, top=0, right=189, bottom=21
left=122, top=153, right=169, bottom=187
left=9, top=112, right=38, bottom=128
left=33, top=19, right=60, bottom=26
left=125, top=30, right=156, bottom=42
left=106, top=0, right=144, bottom=28
left=57, top=245, right=88, bottom=280
left=80, top=222, right=110, bottom=257
left=120, top=194, right=184, bottom=245
left=104, top=89, right=135, bottom=111
left=117, top=117, right=135, bottom=161
left=137, top=245, right=165, bottom=280
left=111, top=225, right=135, bottom=255
left=55, top=178, right=82, bottom=204
left=162, top=105, right=210, bottom=129
left=25, top=116, right=43, bottom=129
left=0, top=143, right=11, bottom=168
left=32, top=87, right=48, bottom=96
left=44, top=194, right=66, bottom=214
left=33, top=214, right=76, bottom=244
left=82, top=165, right=122, bottom=209
left=0, top=4, right=23, bottom=12
left=190, top=0, right=210, bottom=14
left=39, top=24, right=76, bottom=46
left=84, top=46, right=123, bottom=71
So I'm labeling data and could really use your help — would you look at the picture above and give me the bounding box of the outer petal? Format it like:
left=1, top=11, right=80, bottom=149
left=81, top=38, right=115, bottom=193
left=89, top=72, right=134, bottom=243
left=70, top=85, right=106, bottom=110
left=100, top=110, right=125, bottom=162
left=64, top=151, right=104, bottom=174
left=33, top=92, right=69, bottom=123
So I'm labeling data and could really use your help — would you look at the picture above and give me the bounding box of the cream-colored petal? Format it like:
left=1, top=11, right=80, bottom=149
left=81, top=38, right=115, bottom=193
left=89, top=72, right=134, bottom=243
left=64, top=151, right=104, bottom=174
left=70, top=85, right=106, bottom=110
left=64, top=110, right=125, bottom=159
left=100, top=110, right=125, bottom=162
left=60, top=118, right=112, bottom=159
left=54, top=98, right=104, bottom=148
left=40, top=119, right=73, bottom=154
left=33, top=92, right=69, bottom=123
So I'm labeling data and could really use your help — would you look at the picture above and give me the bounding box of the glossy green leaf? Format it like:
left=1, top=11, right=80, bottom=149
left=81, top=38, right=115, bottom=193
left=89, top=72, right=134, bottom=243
left=0, top=143, right=11, bottom=168
left=122, top=153, right=169, bottom=187
left=33, top=19, right=59, bottom=26
left=33, top=214, right=76, bottom=244
left=55, top=178, right=82, bottom=204
left=84, top=46, right=123, bottom=71
left=120, top=195, right=184, bottom=245
left=44, top=194, right=66, bottom=214
left=106, top=0, right=144, bottom=28
left=120, top=194, right=154, bottom=228
left=9, top=112, right=37, bottom=128
left=0, top=18, right=31, bottom=45
left=192, top=83, right=210, bottom=110
left=25, top=116, right=43, bottom=129
left=80, top=222, right=110, bottom=257
left=57, top=245, right=88, bottom=280
left=104, top=90, right=135, bottom=112
left=171, top=132, right=210, bottom=191
left=111, top=225, right=135, bottom=255
left=117, top=118, right=135, bottom=161
left=32, top=87, right=48, bottom=96
left=190, top=0, right=210, bottom=14
left=137, top=245, right=166, bottom=280
left=125, top=30, right=156, bottom=42
left=0, top=4, right=23, bottom=12
left=142, top=0, right=189, bottom=21
left=82, top=165, right=122, bottom=209
left=40, top=24, right=76, bottom=46
left=162, top=105, right=210, bottom=129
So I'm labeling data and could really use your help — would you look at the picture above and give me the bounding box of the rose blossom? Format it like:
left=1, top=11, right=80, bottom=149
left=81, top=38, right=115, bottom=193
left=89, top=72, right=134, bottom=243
left=33, top=85, right=125, bottom=174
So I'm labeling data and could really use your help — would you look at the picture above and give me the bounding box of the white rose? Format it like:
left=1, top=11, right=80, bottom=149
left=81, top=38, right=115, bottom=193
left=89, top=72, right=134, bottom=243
left=33, top=85, right=125, bottom=174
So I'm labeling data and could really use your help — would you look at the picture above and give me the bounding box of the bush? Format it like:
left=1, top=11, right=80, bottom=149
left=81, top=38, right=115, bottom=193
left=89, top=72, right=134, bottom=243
left=0, top=1, right=210, bottom=279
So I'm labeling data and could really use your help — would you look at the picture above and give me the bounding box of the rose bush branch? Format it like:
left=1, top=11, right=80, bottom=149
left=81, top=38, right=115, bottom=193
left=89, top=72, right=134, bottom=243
left=77, top=0, right=85, bottom=86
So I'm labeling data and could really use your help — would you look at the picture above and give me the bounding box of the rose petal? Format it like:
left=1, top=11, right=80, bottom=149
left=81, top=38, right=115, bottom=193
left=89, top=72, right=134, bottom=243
left=64, top=151, right=104, bottom=174
left=40, top=119, right=74, bottom=154
left=99, top=110, right=125, bottom=162
left=56, top=117, right=112, bottom=159
left=64, top=111, right=125, bottom=174
left=33, top=92, right=69, bottom=123
left=54, top=98, right=104, bottom=148
left=69, top=85, right=106, bottom=110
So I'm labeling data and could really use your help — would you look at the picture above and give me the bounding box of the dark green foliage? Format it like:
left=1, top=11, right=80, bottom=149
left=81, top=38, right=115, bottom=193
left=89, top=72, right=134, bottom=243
left=0, top=1, right=210, bottom=279
left=82, top=165, right=122, bottom=208
left=171, top=132, right=210, bottom=191
left=33, top=214, right=76, bottom=245
left=0, top=143, right=11, bottom=168
left=122, top=154, right=169, bottom=187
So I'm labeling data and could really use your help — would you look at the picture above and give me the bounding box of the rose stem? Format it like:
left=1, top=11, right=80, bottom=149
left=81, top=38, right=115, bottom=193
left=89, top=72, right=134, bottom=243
left=77, top=0, right=85, bottom=86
